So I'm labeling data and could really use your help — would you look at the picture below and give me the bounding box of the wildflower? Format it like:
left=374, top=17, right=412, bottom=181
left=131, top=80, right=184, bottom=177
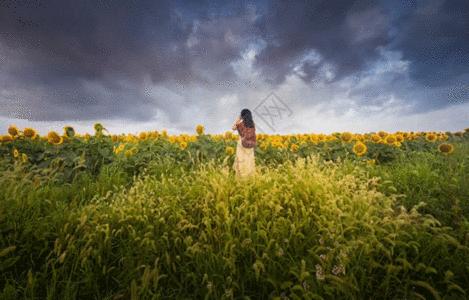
left=225, top=289, right=232, bottom=297
left=334, top=241, right=339, bottom=246
left=425, top=133, right=437, bottom=142
left=8, top=125, right=20, bottom=137
left=227, top=276, right=232, bottom=283
left=284, top=238, right=289, bottom=243
left=303, top=281, right=310, bottom=291
left=47, top=131, right=63, bottom=146
left=320, top=254, right=327, bottom=260
left=207, top=281, right=212, bottom=290
left=22, top=153, right=28, bottom=163
left=226, top=147, right=235, bottom=155
left=13, top=149, right=19, bottom=158
left=332, top=265, right=346, bottom=275
left=278, top=248, right=284, bottom=256
left=353, top=141, right=367, bottom=156
left=327, top=247, right=333, bottom=251
left=319, top=238, right=324, bottom=245
left=340, top=132, right=353, bottom=143
left=196, top=125, right=204, bottom=136
left=23, top=127, right=38, bottom=139
left=438, top=143, right=454, bottom=155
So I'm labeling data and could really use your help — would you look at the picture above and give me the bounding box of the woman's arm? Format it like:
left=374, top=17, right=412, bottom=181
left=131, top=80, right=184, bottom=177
left=232, top=116, right=242, bottom=130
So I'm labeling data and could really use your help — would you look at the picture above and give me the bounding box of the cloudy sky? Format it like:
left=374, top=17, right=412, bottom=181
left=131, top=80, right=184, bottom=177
left=1, top=0, right=468, bottom=137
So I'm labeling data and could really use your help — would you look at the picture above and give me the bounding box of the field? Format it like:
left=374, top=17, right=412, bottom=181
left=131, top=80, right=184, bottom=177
left=1, top=124, right=469, bottom=300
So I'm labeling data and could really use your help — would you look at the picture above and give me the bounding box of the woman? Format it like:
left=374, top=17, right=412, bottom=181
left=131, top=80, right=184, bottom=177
left=232, top=109, right=257, bottom=180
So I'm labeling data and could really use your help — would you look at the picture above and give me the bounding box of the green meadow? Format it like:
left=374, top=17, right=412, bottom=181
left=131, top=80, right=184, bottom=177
left=1, top=126, right=469, bottom=300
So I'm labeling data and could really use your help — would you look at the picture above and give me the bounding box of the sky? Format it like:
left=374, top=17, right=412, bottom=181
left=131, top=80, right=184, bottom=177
left=0, top=0, right=468, bottom=137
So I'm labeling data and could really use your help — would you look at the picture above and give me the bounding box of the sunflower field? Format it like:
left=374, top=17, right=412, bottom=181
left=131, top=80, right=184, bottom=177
left=0, top=123, right=469, bottom=300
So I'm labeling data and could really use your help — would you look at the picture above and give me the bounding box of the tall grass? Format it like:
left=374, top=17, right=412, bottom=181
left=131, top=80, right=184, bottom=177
left=1, top=152, right=468, bottom=299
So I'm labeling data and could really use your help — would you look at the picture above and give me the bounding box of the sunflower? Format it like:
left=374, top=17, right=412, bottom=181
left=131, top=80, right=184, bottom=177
left=366, top=159, right=376, bottom=165
left=425, top=133, right=437, bottom=142
left=94, top=123, right=104, bottom=133
left=23, top=127, right=38, bottom=139
left=63, top=126, right=75, bottom=138
left=353, top=141, right=367, bottom=156
left=438, top=144, right=454, bottom=155
left=370, top=134, right=381, bottom=143
left=181, top=141, right=188, bottom=150
left=378, top=131, right=387, bottom=138
left=8, top=125, right=20, bottom=137
left=226, top=146, right=235, bottom=155
left=161, top=130, right=168, bottom=137
left=112, top=135, right=119, bottom=143
left=291, top=144, right=300, bottom=153
left=125, top=150, right=133, bottom=157
left=118, top=144, right=125, bottom=151
left=394, top=142, right=402, bottom=147
left=84, top=133, right=91, bottom=140
left=260, top=142, right=267, bottom=151
left=340, top=132, right=353, bottom=143
left=139, top=132, right=148, bottom=141
left=395, top=134, right=404, bottom=143
left=22, top=153, right=28, bottom=163
left=1, top=134, right=14, bottom=143
left=13, top=149, right=19, bottom=158
left=47, top=131, right=63, bottom=146
left=318, top=134, right=327, bottom=142
left=257, top=133, right=264, bottom=141
left=224, top=131, right=233, bottom=140
left=196, top=125, right=204, bottom=136
left=151, top=131, right=159, bottom=140
left=385, top=134, right=396, bottom=144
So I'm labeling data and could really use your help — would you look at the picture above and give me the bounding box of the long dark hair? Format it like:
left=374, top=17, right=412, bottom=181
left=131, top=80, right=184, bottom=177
left=241, top=109, right=255, bottom=128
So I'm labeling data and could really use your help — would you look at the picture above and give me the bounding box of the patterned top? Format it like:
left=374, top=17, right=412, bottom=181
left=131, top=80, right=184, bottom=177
left=236, top=121, right=256, bottom=144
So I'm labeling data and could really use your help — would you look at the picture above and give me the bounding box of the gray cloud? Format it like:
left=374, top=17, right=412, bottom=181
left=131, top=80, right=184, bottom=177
left=0, top=0, right=467, bottom=134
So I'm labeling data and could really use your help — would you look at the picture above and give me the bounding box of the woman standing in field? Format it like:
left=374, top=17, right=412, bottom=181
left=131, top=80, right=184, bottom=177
left=232, top=109, right=257, bottom=180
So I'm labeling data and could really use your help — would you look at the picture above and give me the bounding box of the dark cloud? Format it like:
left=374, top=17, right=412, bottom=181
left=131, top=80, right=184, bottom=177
left=250, top=0, right=394, bottom=86
left=0, top=0, right=467, bottom=127
left=383, top=0, right=469, bottom=88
